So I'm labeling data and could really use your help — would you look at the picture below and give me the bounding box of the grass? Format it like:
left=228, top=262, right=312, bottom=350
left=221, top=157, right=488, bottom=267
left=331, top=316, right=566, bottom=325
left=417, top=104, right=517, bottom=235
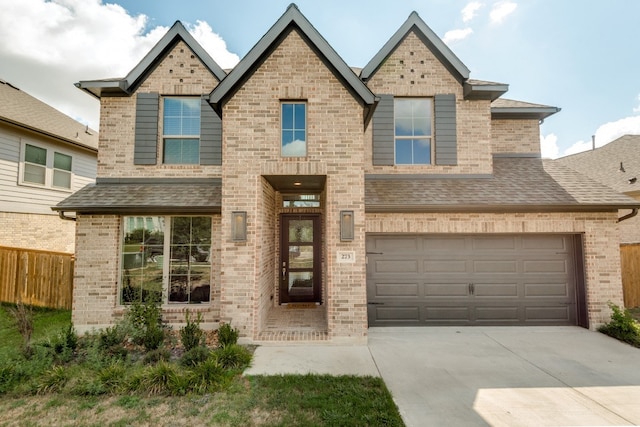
left=0, top=304, right=405, bottom=426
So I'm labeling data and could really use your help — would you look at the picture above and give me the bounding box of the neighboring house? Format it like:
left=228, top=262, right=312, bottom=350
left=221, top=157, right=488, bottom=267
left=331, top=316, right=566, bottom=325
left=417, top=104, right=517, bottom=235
left=55, top=5, right=639, bottom=341
left=0, top=79, right=98, bottom=253
left=555, top=134, right=640, bottom=244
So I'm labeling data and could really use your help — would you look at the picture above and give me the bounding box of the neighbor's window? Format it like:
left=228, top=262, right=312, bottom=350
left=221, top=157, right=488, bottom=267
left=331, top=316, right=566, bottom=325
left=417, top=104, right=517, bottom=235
left=121, top=216, right=212, bottom=305
left=394, top=98, right=433, bottom=165
left=22, top=143, right=73, bottom=189
left=281, top=102, right=306, bottom=157
left=163, top=97, right=200, bottom=164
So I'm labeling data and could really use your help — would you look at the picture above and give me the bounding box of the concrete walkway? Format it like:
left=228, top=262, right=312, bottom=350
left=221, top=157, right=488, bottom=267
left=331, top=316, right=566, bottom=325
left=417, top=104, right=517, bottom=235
left=246, top=327, right=640, bottom=426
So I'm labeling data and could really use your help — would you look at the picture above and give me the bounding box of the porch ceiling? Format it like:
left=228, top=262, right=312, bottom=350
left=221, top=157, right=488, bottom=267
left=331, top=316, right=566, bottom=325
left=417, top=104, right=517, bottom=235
left=263, top=175, right=326, bottom=193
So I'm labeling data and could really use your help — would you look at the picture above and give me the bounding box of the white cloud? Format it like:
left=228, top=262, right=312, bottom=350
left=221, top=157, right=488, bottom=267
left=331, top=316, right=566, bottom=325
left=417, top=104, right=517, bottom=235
left=540, top=133, right=559, bottom=159
left=633, top=94, right=640, bottom=113
left=561, top=115, right=640, bottom=157
left=443, top=28, right=474, bottom=44
left=490, top=1, right=517, bottom=24
left=0, top=0, right=240, bottom=128
left=282, top=140, right=307, bottom=157
left=462, top=2, right=484, bottom=23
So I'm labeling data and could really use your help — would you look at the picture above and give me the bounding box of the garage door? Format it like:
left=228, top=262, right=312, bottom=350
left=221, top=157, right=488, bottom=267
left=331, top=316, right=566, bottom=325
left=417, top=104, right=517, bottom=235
left=366, top=234, right=582, bottom=326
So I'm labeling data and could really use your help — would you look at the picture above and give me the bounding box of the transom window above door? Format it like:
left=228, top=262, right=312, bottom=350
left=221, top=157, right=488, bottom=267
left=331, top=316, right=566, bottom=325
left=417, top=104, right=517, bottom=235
left=281, top=102, right=307, bottom=157
left=394, top=98, right=433, bottom=165
left=163, top=97, right=200, bottom=164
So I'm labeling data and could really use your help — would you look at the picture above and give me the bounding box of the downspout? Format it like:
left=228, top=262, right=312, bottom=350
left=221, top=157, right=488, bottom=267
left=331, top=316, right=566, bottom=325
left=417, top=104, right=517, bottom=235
left=58, top=211, right=77, bottom=222
left=618, top=208, right=638, bottom=223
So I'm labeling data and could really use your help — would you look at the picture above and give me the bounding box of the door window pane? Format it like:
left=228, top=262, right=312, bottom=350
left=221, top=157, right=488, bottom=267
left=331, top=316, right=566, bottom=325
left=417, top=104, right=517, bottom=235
left=289, top=246, right=313, bottom=269
left=289, top=219, right=313, bottom=242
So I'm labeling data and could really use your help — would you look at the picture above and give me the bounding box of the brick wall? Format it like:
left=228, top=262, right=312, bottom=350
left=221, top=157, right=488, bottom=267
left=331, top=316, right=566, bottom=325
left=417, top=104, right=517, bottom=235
left=365, top=31, right=493, bottom=175
left=220, top=29, right=367, bottom=340
left=0, top=212, right=75, bottom=253
left=492, top=119, right=541, bottom=155
left=97, top=41, right=222, bottom=178
left=366, top=211, right=624, bottom=328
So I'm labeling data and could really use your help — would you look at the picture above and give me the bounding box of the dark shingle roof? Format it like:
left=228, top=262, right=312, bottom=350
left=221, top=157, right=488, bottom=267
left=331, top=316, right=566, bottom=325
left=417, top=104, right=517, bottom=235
left=0, top=80, right=98, bottom=151
left=365, top=157, right=639, bottom=212
left=53, top=179, right=221, bottom=214
left=555, top=135, right=640, bottom=194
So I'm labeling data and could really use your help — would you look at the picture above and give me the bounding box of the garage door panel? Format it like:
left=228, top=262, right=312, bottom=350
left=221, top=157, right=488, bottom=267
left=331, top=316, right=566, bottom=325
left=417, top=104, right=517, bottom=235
left=474, top=260, right=517, bottom=273
left=524, top=306, right=573, bottom=322
left=522, top=235, right=567, bottom=250
left=525, top=283, right=570, bottom=297
left=472, top=236, right=516, bottom=250
left=424, top=259, right=467, bottom=273
left=425, top=306, right=470, bottom=321
left=425, top=283, right=472, bottom=297
left=524, top=260, right=567, bottom=273
left=375, top=282, right=419, bottom=297
left=373, top=306, right=420, bottom=322
left=475, top=306, right=519, bottom=321
left=423, top=237, right=466, bottom=251
left=474, top=283, right=518, bottom=297
left=374, top=259, right=419, bottom=274
left=367, top=234, right=579, bottom=327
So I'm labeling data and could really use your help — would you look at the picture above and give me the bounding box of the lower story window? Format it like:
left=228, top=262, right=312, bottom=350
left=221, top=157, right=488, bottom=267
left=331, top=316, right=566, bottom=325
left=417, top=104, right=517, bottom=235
left=121, top=216, right=212, bottom=305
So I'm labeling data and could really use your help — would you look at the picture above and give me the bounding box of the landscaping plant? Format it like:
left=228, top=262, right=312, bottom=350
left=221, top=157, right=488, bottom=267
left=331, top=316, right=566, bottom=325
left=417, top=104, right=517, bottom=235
left=598, top=302, right=640, bottom=347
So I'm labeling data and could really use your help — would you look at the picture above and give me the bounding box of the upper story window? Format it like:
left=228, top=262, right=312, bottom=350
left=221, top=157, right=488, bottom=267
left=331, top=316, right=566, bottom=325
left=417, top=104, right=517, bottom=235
left=394, top=98, right=433, bottom=165
left=281, top=102, right=307, bottom=157
left=21, top=143, right=73, bottom=190
left=163, top=97, right=200, bottom=164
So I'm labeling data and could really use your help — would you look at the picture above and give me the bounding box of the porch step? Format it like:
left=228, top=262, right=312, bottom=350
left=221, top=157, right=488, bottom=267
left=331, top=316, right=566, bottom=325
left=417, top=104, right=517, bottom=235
left=256, top=330, right=329, bottom=342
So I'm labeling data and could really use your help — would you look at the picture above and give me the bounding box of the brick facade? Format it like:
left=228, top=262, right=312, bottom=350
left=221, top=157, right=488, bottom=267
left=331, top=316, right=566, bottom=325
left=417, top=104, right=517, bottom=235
left=492, top=119, right=541, bottom=155
left=0, top=212, right=76, bottom=253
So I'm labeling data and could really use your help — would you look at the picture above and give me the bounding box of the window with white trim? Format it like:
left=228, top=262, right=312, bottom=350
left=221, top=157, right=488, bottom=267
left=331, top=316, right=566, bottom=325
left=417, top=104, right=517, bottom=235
left=21, top=143, right=73, bottom=190
left=121, top=216, right=212, bottom=305
left=394, top=98, right=433, bottom=164
left=162, top=97, right=200, bottom=164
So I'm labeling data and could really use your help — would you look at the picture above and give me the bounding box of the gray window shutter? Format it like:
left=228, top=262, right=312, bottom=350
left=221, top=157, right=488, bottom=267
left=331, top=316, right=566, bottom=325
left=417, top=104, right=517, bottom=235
left=134, top=92, right=159, bottom=165
left=200, top=97, right=222, bottom=165
left=434, top=94, right=457, bottom=166
left=372, top=94, right=394, bottom=166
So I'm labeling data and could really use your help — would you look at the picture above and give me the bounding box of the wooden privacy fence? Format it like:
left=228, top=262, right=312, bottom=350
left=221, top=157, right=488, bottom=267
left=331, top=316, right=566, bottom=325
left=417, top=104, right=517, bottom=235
left=621, top=243, right=640, bottom=309
left=0, top=246, right=73, bottom=310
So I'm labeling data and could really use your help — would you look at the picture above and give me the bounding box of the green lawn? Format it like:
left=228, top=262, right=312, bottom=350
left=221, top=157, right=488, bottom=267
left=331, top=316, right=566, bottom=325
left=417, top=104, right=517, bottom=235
left=0, top=304, right=404, bottom=426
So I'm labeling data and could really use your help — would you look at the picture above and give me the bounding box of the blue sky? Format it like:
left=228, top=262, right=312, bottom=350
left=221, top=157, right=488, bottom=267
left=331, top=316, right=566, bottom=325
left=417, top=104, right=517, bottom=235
left=1, top=0, right=639, bottom=158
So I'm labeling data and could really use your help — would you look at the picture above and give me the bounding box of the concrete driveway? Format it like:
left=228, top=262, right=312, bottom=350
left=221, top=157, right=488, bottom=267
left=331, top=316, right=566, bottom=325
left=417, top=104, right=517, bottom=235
left=368, top=327, right=640, bottom=426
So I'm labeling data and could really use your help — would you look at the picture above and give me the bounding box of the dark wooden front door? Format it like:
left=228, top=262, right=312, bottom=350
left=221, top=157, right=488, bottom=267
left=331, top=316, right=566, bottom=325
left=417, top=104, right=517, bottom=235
left=280, top=214, right=321, bottom=303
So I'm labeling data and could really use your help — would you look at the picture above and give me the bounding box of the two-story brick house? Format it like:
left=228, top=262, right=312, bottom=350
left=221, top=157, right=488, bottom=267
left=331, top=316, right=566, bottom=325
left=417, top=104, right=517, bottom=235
left=56, top=5, right=638, bottom=341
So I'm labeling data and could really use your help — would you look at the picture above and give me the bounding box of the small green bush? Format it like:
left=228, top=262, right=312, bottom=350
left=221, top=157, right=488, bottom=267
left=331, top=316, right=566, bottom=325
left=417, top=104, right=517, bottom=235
left=139, top=362, right=181, bottom=396
left=187, top=357, right=226, bottom=393
left=98, top=325, right=127, bottom=350
left=180, top=310, right=204, bottom=351
left=598, top=302, right=640, bottom=347
left=37, top=365, right=69, bottom=394
left=213, top=344, right=252, bottom=370
left=124, top=297, right=166, bottom=351
left=180, top=346, right=210, bottom=367
left=217, top=323, right=239, bottom=348
left=143, top=348, right=171, bottom=365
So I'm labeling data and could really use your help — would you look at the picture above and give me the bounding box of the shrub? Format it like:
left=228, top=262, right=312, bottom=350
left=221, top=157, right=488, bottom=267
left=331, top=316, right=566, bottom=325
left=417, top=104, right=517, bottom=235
left=98, top=361, right=127, bottom=393
left=124, top=297, right=166, bottom=351
left=143, top=348, right=171, bottom=365
left=37, top=365, right=69, bottom=394
left=9, top=302, right=34, bottom=356
left=187, top=357, right=226, bottom=393
left=180, top=346, right=210, bottom=367
left=213, top=344, right=252, bottom=370
left=180, top=310, right=204, bottom=351
left=217, top=323, right=239, bottom=348
left=139, top=362, right=181, bottom=396
left=598, top=302, right=640, bottom=347
left=98, top=325, right=127, bottom=350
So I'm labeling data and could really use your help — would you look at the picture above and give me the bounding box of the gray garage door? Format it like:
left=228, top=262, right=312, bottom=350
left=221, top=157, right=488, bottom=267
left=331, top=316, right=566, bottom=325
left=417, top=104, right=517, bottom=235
left=367, top=234, right=582, bottom=326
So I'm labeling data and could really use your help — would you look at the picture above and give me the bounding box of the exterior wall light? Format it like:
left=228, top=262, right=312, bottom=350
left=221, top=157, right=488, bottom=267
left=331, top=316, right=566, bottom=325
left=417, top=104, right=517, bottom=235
left=340, top=210, right=354, bottom=241
left=232, top=211, right=247, bottom=242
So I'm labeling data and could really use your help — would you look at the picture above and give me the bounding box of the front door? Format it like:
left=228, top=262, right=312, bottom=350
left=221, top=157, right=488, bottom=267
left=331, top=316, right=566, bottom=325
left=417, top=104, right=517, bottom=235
left=280, top=214, right=321, bottom=303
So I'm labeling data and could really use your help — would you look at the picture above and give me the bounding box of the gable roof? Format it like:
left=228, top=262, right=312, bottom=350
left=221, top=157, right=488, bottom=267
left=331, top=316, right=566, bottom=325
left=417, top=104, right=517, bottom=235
left=555, top=135, right=640, bottom=195
left=76, top=21, right=226, bottom=98
left=209, top=4, right=376, bottom=124
left=361, top=11, right=470, bottom=84
left=0, top=79, right=98, bottom=151
left=491, top=98, right=561, bottom=120
left=366, top=156, right=640, bottom=213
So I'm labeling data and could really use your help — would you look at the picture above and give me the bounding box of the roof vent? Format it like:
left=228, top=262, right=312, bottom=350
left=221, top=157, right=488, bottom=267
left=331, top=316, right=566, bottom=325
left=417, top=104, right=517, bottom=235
left=620, top=162, right=626, bottom=173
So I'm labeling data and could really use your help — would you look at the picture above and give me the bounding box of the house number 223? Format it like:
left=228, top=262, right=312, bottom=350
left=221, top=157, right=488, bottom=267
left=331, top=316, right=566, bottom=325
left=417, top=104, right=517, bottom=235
left=336, top=251, right=356, bottom=263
